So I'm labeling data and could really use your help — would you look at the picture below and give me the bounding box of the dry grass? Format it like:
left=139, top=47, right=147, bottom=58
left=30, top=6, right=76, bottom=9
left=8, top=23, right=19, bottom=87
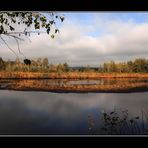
left=0, top=71, right=148, bottom=79
left=88, top=108, right=148, bottom=135
left=0, top=72, right=148, bottom=92
left=1, top=78, right=148, bottom=93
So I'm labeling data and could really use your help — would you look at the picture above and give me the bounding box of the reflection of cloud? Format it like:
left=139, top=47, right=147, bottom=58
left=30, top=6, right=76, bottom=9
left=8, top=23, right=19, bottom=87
left=0, top=90, right=148, bottom=134
left=0, top=90, right=148, bottom=118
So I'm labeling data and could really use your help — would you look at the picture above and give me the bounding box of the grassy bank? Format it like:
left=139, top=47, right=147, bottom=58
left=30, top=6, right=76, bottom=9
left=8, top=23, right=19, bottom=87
left=0, top=71, right=148, bottom=79
left=7, top=82, right=148, bottom=93
left=0, top=77, right=148, bottom=93
left=1, top=72, right=148, bottom=93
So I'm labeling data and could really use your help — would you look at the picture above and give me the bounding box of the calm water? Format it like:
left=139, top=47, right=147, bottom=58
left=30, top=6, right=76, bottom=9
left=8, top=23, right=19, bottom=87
left=0, top=89, right=148, bottom=135
left=0, top=78, right=148, bottom=87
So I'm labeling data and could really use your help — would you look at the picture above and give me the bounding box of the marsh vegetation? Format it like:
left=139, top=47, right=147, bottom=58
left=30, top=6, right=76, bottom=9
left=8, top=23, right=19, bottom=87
left=0, top=77, right=148, bottom=93
left=88, top=108, right=148, bottom=135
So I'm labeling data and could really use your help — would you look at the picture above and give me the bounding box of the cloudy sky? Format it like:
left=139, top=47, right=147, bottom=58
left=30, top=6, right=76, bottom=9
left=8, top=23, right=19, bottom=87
left=1, top=12, right=148, bottom=66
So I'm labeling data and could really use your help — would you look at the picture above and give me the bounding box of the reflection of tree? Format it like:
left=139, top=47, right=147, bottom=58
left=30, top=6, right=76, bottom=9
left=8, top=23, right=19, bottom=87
left=57, top=79, right=64, bottom=87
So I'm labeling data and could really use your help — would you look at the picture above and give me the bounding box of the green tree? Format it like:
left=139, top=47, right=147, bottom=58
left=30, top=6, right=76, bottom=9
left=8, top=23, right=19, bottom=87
left=127, top=61, right=133, bottom=73
left=133, top=58, right=148, bottom=73
left=109, top=61, right=117, bottom=72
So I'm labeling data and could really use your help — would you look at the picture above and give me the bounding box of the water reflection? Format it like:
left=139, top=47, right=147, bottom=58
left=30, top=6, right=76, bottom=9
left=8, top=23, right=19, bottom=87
left=0, top=78, right=148, bottom=93
left=0, top=90, right=148, bottom=134
left=0, top=78, right=148, bottom=86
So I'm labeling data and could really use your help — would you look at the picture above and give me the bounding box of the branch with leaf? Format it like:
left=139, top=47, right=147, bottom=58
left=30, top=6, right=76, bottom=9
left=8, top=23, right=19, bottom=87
left=0, top=12, right=65, bottom=64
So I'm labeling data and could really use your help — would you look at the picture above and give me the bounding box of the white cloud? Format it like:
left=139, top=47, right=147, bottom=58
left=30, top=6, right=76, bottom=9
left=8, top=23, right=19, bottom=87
left=1, top=13, right=148, bottom=66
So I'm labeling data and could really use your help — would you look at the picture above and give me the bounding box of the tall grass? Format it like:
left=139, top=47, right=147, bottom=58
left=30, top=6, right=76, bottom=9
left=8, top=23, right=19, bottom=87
left=0, top=78, right=148, bottom=93
left=88, top=108, right=148, bottom=135
left=1, top=72, right=148, bottom=79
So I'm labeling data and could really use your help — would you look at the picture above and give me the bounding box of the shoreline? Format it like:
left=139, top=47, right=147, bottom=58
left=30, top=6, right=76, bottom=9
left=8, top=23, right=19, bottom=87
left=0, top=72, right=148, bottom=93
left=1, top=86, right=148, bottom=93
left=0, top=81, right=148, bottom=93
left=0, top=72, right=148, bottom=79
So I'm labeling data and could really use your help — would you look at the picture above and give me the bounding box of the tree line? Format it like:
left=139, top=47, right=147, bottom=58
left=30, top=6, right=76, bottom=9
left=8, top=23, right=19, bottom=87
left=0, top=57, right=148, bottom=73
left=99, top=58, right=148, bottom=73
left=0, top=57, right=69, bottom=73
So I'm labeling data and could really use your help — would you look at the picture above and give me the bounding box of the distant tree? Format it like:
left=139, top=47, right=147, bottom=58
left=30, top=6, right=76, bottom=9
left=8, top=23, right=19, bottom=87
left=0, top=57, right=5, bottom=70
left=57, top=64, right=64, bottom=74
left=49, top=63, right=57, bottom=72
left=127, top=61, right=133, bottom=73
left=98, top=65, right=103, bottom=72
left=63, top=62, right=69, bottom=72
left=132, top=58, right=148, bottom=73
left=24, top=59, right=31, bottom=71
left=36, top=58, right=42, bottom=71
left=14, top=58, right=21, bottom=71
left=30, top=60, right=37, bottom=72
left=5, top=59, right=11, bottom=71
left=103, top=63, right=110, bottom=72
left=43, top=58, right=49, bottom=72
left=85, top=65, right=90, bottom=72
left=100, top=58, right=148, bottom=73
left=132, top=59, right=142, bottom=72
left=109, top=61, right=117, bottom=72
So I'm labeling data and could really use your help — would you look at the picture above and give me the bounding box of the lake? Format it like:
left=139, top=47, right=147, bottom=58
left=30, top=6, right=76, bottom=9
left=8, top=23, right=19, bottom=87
left=0, top=87, right=148, bottom=135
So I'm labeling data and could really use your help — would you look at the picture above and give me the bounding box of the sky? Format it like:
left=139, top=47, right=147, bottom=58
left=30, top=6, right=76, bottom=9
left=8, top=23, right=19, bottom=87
left=1, top=12, right=148, bottom=66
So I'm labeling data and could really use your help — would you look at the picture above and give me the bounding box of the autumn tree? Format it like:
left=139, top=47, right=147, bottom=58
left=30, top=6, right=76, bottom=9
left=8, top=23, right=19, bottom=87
left=0, top=57, right=5, bottom=70
left=57, top=64, right=64, bottom=74
left=42, top=58, right=49, bottom=72
left=63, top=62, right=69, bottom=72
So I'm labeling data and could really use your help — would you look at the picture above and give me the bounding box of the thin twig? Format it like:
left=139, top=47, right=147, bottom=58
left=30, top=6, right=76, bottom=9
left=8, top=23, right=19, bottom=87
left=0, top=35, right=19, bottom=58
left=4, top=33, right=24, bottom=41
left=141, top=109, right=145, bottom=133
left=24, top=35, right=32, bottom=43
left=4, top=31, right=47, bottom=35
left=13, top=37, right=26, bottom=58
left=2, top=34, right=27, bottom=58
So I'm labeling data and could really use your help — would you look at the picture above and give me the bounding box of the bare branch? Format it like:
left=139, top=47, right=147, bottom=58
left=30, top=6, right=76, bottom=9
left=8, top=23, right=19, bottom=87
left=14, top=38, right=26, bottom=58
left=4, top=34, right=24, bottom=41
left=0, top=35, right=19, bottom=58
left=1, top=33, right=27, bottom=58
left=5, top=31, right=47, bottom=35
left=0, top=12, right=64, bottom=59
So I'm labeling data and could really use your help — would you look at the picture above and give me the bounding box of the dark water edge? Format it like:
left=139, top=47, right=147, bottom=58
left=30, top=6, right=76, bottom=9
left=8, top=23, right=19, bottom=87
left=1, top=86, right=148, bottom=93
left=0, top=78, right=148, bottom=93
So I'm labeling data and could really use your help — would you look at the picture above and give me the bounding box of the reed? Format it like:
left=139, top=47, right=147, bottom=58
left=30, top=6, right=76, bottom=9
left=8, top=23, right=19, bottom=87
left=88, top=108, right=148, bottom=135
left=0, top=78, right=148, bottom=93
